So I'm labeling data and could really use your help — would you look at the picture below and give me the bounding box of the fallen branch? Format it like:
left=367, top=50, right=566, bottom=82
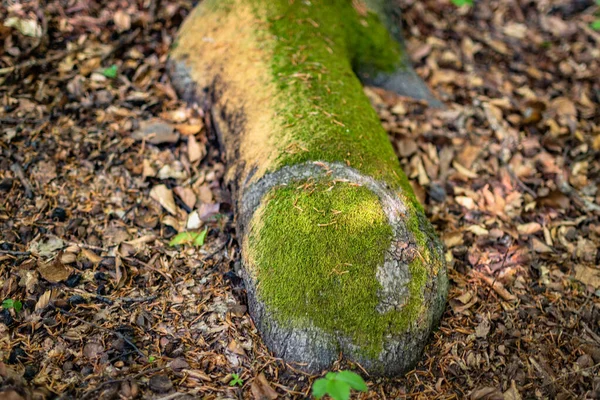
left=169, top=0, right=447, bottom=375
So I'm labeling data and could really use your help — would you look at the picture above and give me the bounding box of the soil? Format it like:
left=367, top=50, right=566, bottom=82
left=0, top=0, right=599, bottom=399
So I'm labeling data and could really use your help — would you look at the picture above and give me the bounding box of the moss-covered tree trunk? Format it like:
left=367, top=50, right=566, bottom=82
left=169, top=0, right=447, bottom=375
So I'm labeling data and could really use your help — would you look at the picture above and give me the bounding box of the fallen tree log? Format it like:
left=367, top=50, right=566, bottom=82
left=169, top=0, right=448, bottom=375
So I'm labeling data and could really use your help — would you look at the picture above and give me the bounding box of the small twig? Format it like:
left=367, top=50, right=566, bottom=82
left=123, top=256, right=176, bottom=289
left=10, top=163, right=34, bottom=199
left=100, top=29, right=141, bottom=62
left=0, top=48, right=78, bottom=76
left=66, top=241, right=107, bottom=253
left=582, top=322, right=600, bottom=345
left=540, top=361, right=600, bottom=388
left=202, top=237, right=230, bottom=262
left=0, top=250, right=31, bottom=256
left=121, top=295, right=159, bottom=303
left=65, top=288, right=157, bottom=305
left=470, top=270, right=517, bottom=302
left=556, top=174, right=600, bottom=213
left=507, top=166, right=537, bottom=198
left=58, top=309, right=146, bottom=359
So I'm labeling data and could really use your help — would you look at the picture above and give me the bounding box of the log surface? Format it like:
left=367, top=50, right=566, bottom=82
left=169, top=0, right=447, bottom=375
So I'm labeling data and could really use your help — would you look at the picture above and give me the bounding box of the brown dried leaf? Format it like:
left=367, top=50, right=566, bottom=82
left=113, top=10, right=131, bottom=32
left=517, top=222, right=542, bottom=235
left=453, top=161, right=478, bottom=179
left=38, top=257, right=71, bottom=283
left=227, top=340, right=246, bottom=356
left=115, top=256, right=126, bottom=288
left=574, top=265, right=600, bottom=289
left=162, top=215, right=184, bottom=232
left=187, top=134, right=205, bottom=163
left=470, top=386, right=503, bottom=400
left=451, top=294, right=478, bottom=314
left=173, top=186, right=197, bottom=210
left=250, top=373, right=278, bottom=400
left=532, top=238, right=553, bottom=253
left=503, top=381, right=522, bottom=400
left=182, top=369, right=211, bottom=382
left=456, top=196, right=476, bottom=210
left=132, top=119, right=179, bottom=144
left=455, top=291, right=473, bottom=304
left=60, top=251, right=77, bottom=264
left=576, top=238, right=598, bottom=262
left=28, top=235, right=64, bottom=258
left=81, top=248, right=102, bottom=264
left=503, top=23, right=527, bottom=39
left=430, top=69, right=458, bottom=86
left=548, top=97, right=577, bottom=118
left=467, top=225, right=489, bottom=236
left=475, top=318, right=491, bottom=338
left=150, top=184, right=178, bottom=215
left=457, top=145, right=480, bottom=170
left=0, top=390, right=25, bottom=400
left=397, top=139, right=418, bottom=158
left=198, top=202, right=220, bottom=221
left=83, top=341, right=104, bottom=360
left=471, top=270, right=516, bottom=301
left=4, top=17, right=42, bottom=38
left=142, top=159, right=157, bottom=178
left=443, top=232, right=464, bottom=248
left=35, top=290, right=55, bottom=312
left=124, top=234, right=156, bottom=249
left=176, top=121, right=203, bottom=136
left=538, top=191, right=570, bottom=210
left=169, top=357, right=190, bottom=372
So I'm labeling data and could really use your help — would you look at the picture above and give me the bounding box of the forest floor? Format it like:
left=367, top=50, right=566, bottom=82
left=1, top=0, right=599, bottom=399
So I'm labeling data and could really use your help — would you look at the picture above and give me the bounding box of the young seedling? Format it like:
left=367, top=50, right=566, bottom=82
left=168, top=228, right=208, bottom=247
left=2, top=299, right=23, bottom=313
left=451, top=0, right=473, bottom=6
left=594, top=0, right=600, bottom=30
left=229, top=373, right=243, bottom=387
left=312, top=371, right=368, bottom=400
left=101, top=64, right=118, bottom=78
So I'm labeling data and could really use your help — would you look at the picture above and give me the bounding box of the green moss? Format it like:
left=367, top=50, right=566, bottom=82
left=248, top=0, right=408, bottom=188
left=249, top=179, right=429, bottom=356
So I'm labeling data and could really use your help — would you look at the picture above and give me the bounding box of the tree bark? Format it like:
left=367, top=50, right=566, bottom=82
left=168, top=0, right=447, bottom=375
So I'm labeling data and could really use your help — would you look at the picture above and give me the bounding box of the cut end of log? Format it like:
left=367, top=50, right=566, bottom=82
left=238, top=162, right=447, bottom=375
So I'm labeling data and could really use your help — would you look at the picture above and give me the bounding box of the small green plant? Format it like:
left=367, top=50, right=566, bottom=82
left=2, top=299, right=22, bottom=313
left=148, top=355, right=156, bottom=363
left=312, top=371, right=368, bottom=400
left=593, top=1, right=600, bottom=31
left=451, top=0, right=473, bottom=6
left=229, top=373, right=243, bottom=387
left=169, top=228, right=208, bottom=247
left=101, top=64, right=118, bottom=78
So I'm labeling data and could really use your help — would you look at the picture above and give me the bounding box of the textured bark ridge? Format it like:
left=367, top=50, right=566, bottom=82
left=169, top=0, right=447, bottom=375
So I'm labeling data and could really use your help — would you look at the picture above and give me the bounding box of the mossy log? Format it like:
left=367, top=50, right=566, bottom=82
left=169, top=0, right=447, bottom=375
